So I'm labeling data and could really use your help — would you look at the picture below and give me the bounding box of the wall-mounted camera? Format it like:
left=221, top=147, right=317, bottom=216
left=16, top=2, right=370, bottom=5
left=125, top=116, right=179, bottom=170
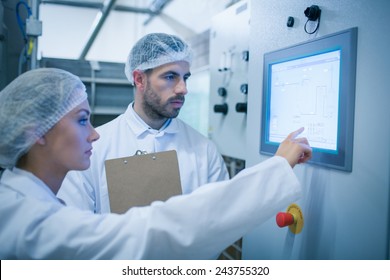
left=304, top=5, right=321, bottom=34
left=304, top=5, right=321, bottom=21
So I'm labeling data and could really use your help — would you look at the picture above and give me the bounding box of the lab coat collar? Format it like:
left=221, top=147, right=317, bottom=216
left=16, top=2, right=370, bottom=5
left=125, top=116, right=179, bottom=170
left=124, top=102, right=179, bottom=137
left=1, top=168, right=63, bottom=205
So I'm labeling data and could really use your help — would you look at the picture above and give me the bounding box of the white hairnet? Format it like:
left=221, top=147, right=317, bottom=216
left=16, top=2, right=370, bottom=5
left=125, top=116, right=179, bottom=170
left=0, top=68, right=88, bottom=169
left=124, top=33, right=193, bottom=84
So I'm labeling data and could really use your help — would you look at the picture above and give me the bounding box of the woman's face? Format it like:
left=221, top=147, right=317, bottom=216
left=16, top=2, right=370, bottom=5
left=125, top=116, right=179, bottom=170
left=43, top=99, right=99, bottom=173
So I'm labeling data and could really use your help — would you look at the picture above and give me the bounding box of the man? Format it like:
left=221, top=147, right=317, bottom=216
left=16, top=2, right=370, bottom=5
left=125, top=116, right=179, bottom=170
left=58, top=33, right=229, bottom=213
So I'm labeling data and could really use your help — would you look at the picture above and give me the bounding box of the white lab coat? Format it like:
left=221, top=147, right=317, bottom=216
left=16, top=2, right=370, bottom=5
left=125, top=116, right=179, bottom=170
left=0, top=156, right=301, bottom=260
left=57, top=103, right=229, bottom=213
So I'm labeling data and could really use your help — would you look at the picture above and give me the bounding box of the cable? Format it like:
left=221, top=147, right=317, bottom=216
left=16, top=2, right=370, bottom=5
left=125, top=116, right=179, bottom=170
left=16, top=1, right=33, bottom=74
left=304, top=16, right=321, bottom=34
left=303, top=5, right=321, bottom=35
left=16, top=1, right=32, bottom=42
left=18, top=45, right=28, bottom=75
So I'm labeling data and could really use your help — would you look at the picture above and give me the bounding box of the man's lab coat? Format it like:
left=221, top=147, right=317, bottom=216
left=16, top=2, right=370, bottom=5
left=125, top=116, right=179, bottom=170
left=58, top=103, right=229, bottom=213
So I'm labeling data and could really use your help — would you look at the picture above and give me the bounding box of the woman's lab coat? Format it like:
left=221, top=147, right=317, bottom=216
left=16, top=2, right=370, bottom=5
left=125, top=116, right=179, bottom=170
left=58, top=103, right=229, bottom=213
left=0, top=156, right=301, bottom=260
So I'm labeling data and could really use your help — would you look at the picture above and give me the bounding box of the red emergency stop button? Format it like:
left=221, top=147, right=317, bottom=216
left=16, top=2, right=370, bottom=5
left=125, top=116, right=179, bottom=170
left=276, top=212, right=295, bottom=227
left=276, top=204, right=304, bottom=234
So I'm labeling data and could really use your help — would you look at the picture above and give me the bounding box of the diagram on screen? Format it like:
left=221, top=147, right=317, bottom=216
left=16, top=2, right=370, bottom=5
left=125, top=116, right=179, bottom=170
left=268, top=50, right=340, bottom=151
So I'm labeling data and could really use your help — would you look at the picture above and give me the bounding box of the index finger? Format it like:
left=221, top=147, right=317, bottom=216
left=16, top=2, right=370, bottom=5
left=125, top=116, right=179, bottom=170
left=286, top=127, right=305, bottom=140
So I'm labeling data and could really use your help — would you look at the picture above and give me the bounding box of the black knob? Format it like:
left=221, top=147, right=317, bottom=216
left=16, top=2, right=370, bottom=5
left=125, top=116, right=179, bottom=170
left=240, top=84, right=248, bottom=94
left=218, top=87, right=227, bottom=97
left=235, top=102, right=247, bottom=113
left=214, top=103, right=228, bottom=115
left=242, top=50, right=249, bottom=61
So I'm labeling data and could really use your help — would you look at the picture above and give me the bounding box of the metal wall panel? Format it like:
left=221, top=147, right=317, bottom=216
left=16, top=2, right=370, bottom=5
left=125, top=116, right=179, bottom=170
left=208, top=0, right=250, bottom=160
left=243, top=0, right=390, bottom=260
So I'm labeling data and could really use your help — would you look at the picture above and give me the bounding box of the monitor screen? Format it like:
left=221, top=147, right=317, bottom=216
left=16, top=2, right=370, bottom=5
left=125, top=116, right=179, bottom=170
left=268, top=49, right=341, bottom=151
left=260, top=28, right=358, bottom=171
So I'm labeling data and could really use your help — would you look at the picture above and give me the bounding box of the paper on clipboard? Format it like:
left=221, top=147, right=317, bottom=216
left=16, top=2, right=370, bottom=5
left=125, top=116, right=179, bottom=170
left=105, top=150, right=182, bottom=214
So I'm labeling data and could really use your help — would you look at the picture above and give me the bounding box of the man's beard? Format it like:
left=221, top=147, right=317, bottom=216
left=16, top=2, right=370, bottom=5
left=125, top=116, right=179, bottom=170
left=142, top=86, right=185, bottom=120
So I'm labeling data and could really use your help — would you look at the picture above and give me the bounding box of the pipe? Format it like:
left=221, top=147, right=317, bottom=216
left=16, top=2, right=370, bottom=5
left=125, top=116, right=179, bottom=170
left=79, top=0, right=117, bottom=60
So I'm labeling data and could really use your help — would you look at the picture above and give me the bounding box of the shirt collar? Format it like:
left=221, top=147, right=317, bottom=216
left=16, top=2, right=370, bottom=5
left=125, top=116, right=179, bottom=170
left=1, top=168, right=64, bottom=205
left=125, top=102, right=179, bottom=137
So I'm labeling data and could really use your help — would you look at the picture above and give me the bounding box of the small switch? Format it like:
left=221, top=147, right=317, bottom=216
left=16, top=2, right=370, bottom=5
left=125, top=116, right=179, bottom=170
left=287, top=16, right=295, bottom=27
left=242, top=50, right=249, bottom=61
left=218, top=87, right=227, bottom=97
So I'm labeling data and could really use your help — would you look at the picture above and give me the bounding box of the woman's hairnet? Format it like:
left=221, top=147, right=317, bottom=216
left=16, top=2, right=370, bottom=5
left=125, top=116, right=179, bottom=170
left=0, top=68, right=88, bottom=169
left=124, top=33, right=193, bottom=84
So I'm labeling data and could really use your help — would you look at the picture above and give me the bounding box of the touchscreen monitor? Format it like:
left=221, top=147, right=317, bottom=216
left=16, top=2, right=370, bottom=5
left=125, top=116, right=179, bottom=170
left=260, top=27, right=358, bottom=171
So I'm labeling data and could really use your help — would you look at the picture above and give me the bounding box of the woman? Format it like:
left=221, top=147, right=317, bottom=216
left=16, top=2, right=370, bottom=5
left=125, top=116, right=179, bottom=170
left=0, top=68, right=311, bottom=259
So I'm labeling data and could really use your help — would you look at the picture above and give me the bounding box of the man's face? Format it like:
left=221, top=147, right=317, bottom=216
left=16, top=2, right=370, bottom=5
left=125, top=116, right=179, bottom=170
left=141, top=61, right=191, bottom=121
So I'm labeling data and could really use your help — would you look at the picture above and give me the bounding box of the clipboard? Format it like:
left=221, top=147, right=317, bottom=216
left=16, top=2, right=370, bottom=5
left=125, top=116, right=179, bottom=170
left=105, top=150, right=182, bottom=214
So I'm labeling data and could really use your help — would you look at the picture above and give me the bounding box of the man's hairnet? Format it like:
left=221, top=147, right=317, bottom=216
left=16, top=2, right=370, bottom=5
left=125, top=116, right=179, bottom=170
left=0, top=68, right=88, bottom=169
left=124, top=33, right=193, bottom=84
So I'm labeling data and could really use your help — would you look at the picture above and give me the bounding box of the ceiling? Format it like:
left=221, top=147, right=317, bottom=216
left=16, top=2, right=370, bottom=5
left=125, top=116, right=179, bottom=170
left=38, top=0, right=241, bottom=62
